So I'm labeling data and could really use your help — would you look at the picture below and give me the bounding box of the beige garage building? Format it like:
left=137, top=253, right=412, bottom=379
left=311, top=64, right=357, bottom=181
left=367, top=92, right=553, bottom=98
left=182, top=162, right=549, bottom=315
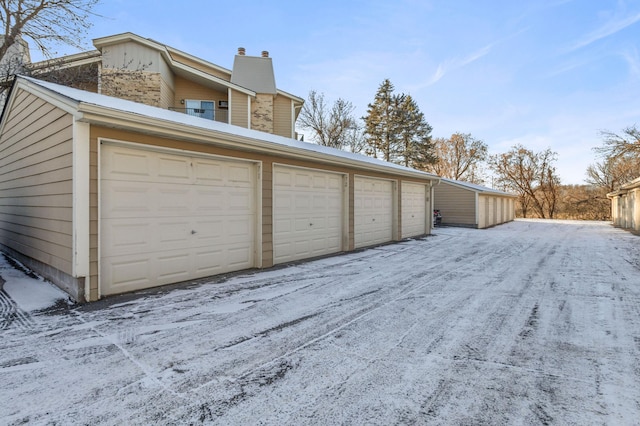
left=433, top=178, right=517, bottom=229
left=608, top=177, right=640, bottom=233
left=0, top=76, right=438, bottom=302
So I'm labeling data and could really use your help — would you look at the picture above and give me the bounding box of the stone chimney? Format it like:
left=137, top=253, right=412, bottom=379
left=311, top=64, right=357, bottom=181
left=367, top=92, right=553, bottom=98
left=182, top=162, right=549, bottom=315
left=231, top=48, right=277, bottom=134
left=237, top=47, right=246, bottom=56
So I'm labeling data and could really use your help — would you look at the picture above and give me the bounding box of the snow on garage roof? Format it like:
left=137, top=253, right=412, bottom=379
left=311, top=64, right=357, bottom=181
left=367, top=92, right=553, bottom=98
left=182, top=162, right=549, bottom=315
left=440, top=177, right=517, bottom=197
left=11, top=76, right=439, bottom=181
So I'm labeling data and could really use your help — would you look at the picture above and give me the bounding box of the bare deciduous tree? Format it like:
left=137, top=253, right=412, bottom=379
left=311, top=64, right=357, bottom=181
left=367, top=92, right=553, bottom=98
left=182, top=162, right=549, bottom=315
left=586, top=156, right=640, bottom=192
left=588, top=125, right=640, bottom=192
left=0, top=0, right=100, bottom=98
left=489, top=145, right=561, bottom=218
left=298, top=90, right=358, bottom=150
left=555, top=185, right=611, bottom=221
left=0, top=0, right=100, bottom=61
left=594, top=126, right=640, bottom=160
left=427, top=133, right=487, bottom=183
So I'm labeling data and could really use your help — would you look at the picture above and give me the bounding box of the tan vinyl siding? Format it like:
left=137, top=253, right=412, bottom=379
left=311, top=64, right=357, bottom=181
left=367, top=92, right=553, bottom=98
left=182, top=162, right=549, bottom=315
left=230, top=89, right=249, bottom=128
left=160, top=76, right=175, bottom=109
left=169, top=51, right=232, bottom=80
left=0, top=89, right=74, bottom=275
left=159, top=54, right=175, bottom=90
left=173, top=76, right=228, bottom=121
left=89, top=133, right=99, bottom=300
left=434, top=183, right=476, bottom=226
left=262, top=161, right=274, bottom=267
left=101, top=41, right=162, bottom=73
left=273, top=95, right=293, bottom=138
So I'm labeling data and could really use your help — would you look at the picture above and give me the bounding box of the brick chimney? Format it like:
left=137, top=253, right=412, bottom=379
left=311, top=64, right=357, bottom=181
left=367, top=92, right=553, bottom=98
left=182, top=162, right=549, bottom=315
left=237, top=47, right=246, bottom=56
left=261, top=51, right=269, bottom=58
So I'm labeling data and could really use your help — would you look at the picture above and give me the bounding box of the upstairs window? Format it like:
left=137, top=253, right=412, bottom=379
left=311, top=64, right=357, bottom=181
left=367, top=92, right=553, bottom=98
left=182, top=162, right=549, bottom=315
left=185, top=100, right=214, bottom=120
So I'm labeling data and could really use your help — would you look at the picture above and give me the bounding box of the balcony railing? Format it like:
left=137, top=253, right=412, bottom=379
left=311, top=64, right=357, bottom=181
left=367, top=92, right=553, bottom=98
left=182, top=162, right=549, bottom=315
left=169, top=107, right=228, bottom=124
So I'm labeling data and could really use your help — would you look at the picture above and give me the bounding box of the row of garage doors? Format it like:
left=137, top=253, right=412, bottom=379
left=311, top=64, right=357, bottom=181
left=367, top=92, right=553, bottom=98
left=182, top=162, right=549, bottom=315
left=100, top=143, right=430, bottom=295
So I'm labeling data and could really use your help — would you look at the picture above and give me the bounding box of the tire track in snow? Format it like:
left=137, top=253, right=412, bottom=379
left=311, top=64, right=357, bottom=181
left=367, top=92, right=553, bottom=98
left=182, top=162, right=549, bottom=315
left=0, top=290, right=35, bottom=331
left=187, top=237, right=520, bottom=411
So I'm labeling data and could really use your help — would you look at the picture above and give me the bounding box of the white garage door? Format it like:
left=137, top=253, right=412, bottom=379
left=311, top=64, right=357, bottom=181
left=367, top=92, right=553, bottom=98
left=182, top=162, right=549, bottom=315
left=100, top=144, right=256, bottom=295
left=273, top=165, right=344, bottom=264
left=354, top=176, right=394, bottom=248
left=401, top=182, right=427, bottom=238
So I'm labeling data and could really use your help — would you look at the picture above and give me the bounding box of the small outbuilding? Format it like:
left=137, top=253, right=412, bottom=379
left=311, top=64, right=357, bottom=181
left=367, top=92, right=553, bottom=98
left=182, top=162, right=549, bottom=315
left=433, top=178, right=517, bottom=229
left=607, top=177, right=640, bottom=233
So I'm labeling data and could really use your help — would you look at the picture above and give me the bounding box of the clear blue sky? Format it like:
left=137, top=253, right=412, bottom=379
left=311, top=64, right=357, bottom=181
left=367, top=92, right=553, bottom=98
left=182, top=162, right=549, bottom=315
left=35, top=0, right=640, bottom=184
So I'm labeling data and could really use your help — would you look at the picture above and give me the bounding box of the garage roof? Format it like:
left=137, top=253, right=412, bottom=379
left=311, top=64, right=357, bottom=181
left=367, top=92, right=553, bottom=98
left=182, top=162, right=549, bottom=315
left=607, top=176, right=640, bottom=198
left=440, top=178, right=517, bottom=197
left=7, top=76, right=439, bottom=181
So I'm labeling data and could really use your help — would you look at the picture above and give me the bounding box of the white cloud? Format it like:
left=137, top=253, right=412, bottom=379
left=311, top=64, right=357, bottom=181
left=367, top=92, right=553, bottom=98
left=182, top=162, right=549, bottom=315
left=416, top=43, right=493, bottom=88
left=620, top=47, right=640, bottom=79
left=568, top=11, right=640, bottom=51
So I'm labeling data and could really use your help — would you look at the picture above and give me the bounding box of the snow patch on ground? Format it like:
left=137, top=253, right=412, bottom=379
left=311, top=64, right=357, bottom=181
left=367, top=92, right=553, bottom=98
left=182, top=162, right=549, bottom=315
left=1, top=219, right=639, bottom=425
left=0, top=255, right=67, bottom=312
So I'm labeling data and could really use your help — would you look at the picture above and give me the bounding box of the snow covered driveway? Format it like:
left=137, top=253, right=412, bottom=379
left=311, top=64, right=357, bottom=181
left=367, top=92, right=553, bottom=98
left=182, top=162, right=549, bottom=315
left=2, top=219, right=640, bottom=425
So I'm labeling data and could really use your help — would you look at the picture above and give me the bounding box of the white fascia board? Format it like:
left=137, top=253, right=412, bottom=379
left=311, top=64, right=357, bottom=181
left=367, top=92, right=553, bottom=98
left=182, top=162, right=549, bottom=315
left=77, top=104, right=439, bottom=182
left=621, top=176, right=640, bottom=190
left=28, top=51, right=101, bottom=74
left=277, top=88, right=304, bottom=104
left=171, top=62, right=255, bottom=96
left=441, top=178, right=516, bottom=198
left=93, top=32, right=162, bottom=51
left=72, top=119, right=91, bottom=299
left=165, top=45, right=232, bottom=76
left=14, top=77, right=83, bottom=118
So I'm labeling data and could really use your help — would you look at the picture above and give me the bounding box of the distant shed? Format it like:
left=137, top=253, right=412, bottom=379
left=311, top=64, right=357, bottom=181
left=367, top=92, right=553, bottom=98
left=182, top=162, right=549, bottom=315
left=434, top=178, right=517, bottom=229
left=607, top=177, right=640, bottom=233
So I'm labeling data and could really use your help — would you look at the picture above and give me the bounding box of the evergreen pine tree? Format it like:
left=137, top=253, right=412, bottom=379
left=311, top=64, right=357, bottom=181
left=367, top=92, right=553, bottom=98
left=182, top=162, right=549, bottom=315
left=363, top=79, right=436, bottom=169
left=396, top=94, right=435, bottom=169
left=363, top=79, right=401, bottom=161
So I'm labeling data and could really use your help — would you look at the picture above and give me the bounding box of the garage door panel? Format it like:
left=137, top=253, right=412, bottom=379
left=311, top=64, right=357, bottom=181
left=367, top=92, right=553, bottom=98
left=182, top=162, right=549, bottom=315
left=228, top=164, right=254, bottom=183
left=194, top=249, right=224, bottom=273
left=105, top=151, right=151, bottom=179
left=226, top=245, right=253, bottom=268
left=225, top=217, right=254, bottom=240
left=157, top=188, right=191, bottom=212
left=355, top=177, right=393, bottom=248
left=402, top=183, right=427, bottom=238
left=157, top=253, right=190, bottom=281
left=158, top=157, right=190, bottom=180
left=102, top=220, right=151, bottom=253
left=102, top=184, right=151, bottom=215
left=193, top=162, right=224, bottom=183
left=228, top=191, right=254, bottom=209
left=107, top=257, right=152, bottom=289
left=275, top=193, right=293, bottom=209
left=157, top=221, right=190, bottom=244
left=101, top=145, right=256, bottom=296
left=274, top=218, right=292, bottom=233
left=273, top=166, right=344, bottom=264
left=293, top=192, right=311, bottom=208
